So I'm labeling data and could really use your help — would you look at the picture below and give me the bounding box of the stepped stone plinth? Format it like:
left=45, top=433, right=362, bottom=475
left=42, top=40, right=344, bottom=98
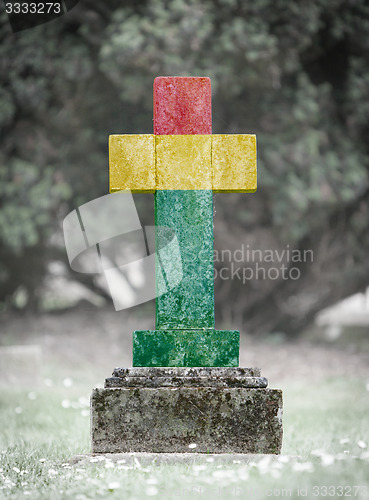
left=91, top=367, right=283, bottom=454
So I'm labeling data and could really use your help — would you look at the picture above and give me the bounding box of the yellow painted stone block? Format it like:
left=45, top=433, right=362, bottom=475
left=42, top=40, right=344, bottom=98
left=156, top=135, right=212, bottom=190
left=212, top=134, right=257, bottom=193
left=109, top=134, right=155, bottom=193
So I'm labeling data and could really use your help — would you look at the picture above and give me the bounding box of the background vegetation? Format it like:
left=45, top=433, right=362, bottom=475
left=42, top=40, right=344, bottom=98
left=1, top=0, right=369, bottom=335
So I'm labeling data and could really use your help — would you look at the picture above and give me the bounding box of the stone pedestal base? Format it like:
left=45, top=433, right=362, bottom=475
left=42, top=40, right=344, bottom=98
left=91, top=368, right=283, bottom=454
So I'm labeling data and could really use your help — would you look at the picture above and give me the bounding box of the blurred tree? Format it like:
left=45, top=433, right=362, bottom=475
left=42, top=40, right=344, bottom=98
left=0, top=0, right=368, bottom=334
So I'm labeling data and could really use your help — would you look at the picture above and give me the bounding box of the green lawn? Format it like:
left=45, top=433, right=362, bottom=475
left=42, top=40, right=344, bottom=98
left=1, top=377, right=368, bottom=499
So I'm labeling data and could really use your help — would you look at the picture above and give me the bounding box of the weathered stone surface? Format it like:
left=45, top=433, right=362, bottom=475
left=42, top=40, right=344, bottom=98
left=133, top=329, right=239, bottom=367
left=156, top=135, right=212, bottom=190
left=155, top=190, right=215, bottom=330
left=109, top=134, right=155, bottom=193
left=153, top=77, right=212, bottom=135
left=113, top=367, right=261, bottom=377
left=212, top=134, right=257, bottom=193
left=91, top=386, right=283, bottom=454
left=93, top=77, right=276, bottom=457
left=105, top=376, right=268, bottom=388
left=108, top=132, right=257, bottom=193
left=108, top=367, right=265, bottom=388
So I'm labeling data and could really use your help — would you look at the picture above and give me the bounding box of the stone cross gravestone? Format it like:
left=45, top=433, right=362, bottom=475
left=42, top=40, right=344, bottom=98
left=91, top=77, right=283, bottom=453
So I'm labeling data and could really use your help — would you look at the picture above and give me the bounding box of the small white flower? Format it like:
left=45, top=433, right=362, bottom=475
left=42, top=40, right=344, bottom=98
left=118, top=465, right=130, bottom=470
left=193, top=465, right=207, bottom=471
left=61, top=400, right=70, bottom=409
left=272, top=461, right=283, bottom=470
left=15, top=407, right=22, bottom=414
left=81, top=410, right=89, bottom=417
left=44, top=378, right=53, bottom=387
left=146, top=477, right=158, bottom=485
left=339, top=438, right=349, bottom=445
left=104, top=462, right=114, bottom=469
left=311, top=449, right=325, bottom=457
left=206, top=457, right=214, bottom=463
left=63, top=378, right=73, bottom=387
left=271, top=468, right=281, bottom=479
left=188, top=443, right=197, bottom=449
left=48, top=469, right=58, bottom=477
left=27, top=392, right=37, bottom=400
left=78, top=396, right=89, bottom=407
left=358, top=440, right=367, bottom=449
left=146, top=486, right=158, bottom=496
left=212, top=469, right=225, bottom=478
left=256, top=455, right=272, bottom=473
left=24, top=491, right=31, bottom=496
left=335, top=453, right=349, bottom=460
left=108, top=482, right=121, bottom=490
left=13, top=467, right=20, bottom=474
left=39, top=459, right=46, bottom=463
left=89, top=458, right=99, bottom=463
left=292, top=462, right=314, bottom=472
left=321, top=454, right=335, bottom=466
left=116, top=459, right=126, bottom=464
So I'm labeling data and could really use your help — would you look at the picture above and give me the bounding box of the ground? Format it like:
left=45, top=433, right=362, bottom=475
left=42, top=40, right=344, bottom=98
left=0, top=304, right=369, bottom=499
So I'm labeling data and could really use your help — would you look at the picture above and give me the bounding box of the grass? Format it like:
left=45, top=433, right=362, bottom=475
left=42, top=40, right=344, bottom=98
left=0, top=377, right=369, bottom=499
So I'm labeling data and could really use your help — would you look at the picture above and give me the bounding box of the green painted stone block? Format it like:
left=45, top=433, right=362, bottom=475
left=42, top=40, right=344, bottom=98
left=133, top=330, right=239, bottom=367
left=155, top=190, right=215, bottom=329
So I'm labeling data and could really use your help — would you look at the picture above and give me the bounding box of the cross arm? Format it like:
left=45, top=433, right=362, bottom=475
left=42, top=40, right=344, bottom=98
left=109, top=134, right=156, bottom=193
left=109, top=134, right=257, bottom=192
left=212, top=134, right=257, bottom=193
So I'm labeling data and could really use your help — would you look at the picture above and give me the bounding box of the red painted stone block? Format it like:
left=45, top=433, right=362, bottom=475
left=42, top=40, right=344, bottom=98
left=154, top=77, right=212, bottom=135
